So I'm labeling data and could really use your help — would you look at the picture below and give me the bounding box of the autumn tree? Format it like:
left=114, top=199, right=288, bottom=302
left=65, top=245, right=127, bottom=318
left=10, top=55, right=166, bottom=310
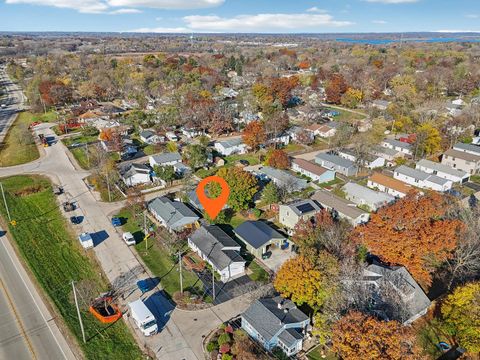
left=351, top=192, right=463, bottom=288
left=274, top=253, right=338, bottom=310
left=414, top=122, right=442, bottom=157
left=261, top=182, right=279, bottom=205
left=183, top=144, right=207, bottom=169
left=441, top=282, right=480, bottom=354
left=210, top=167, right=258, bottom=211
left=341, top=88, right=364, bottom=109
left=154, top=165, right=176, bottom=184
left=332, top=311, right=422, bottom=360
left=265, top=149, right=289, bottom=169
left=325, top=73, right=348, bottom=104
left=242, top=121, right=266, bottom=151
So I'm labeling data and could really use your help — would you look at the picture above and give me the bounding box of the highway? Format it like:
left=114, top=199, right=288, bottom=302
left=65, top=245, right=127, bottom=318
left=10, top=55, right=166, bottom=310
left=0, top=66, right=25, bottom=142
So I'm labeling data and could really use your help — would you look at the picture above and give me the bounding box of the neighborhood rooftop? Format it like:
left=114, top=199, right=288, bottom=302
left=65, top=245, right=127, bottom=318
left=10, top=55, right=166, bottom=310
left=150, top=152, right=182, bottom=164
left=369, top=172, right=412, bottom=194
left=292, top=158, right=330, bottom=177
left=316, top=152, right=356, bottom=168
left=217, top=137, right=243, bottom=148
left=234, top=220, right=284, bottom=249
left=286, top=199, right=321, bottom=216
left=416, top=159, right=468, bottom=178
left=396, top=165, right=450, bottom=185
left=383, top=138, right=412, bottom=149
left=311, top=190, right=368, bottom=220
left=444, top=148, right=480, bottom=162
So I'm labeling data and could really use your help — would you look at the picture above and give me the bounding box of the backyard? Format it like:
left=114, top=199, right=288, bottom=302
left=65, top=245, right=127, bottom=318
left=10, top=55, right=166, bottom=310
left=0, top=111, right=41, bottom=166
left=0, top=175, right=142, bottom=360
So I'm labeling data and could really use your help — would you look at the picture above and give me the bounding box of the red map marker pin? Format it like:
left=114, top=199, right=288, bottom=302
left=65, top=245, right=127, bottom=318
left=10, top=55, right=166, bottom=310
left=196, top=175, right=230, bottom=220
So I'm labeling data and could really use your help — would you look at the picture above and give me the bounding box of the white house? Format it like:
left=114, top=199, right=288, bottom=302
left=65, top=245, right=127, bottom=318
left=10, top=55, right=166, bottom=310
left=291, top=158, right=336, bottom=183
left=120, top=163, right=156, bottom=187
left=338, top=148, right=385, bottom=169
left=367, top=172, right=413, bottom=198
left=415, top=159, right=469, bottom=184
left=381, top=139, right=413, bottom=156
left=372, top=146, right=405, bottom=166
left=214, top=138, right=247, bottom=156
left=149, top=152, right=182, bottom=168
left=181, top=127, right=202, bottom=139
left=139, top=130, right=163, bottom=144
left=452, top=142, right=480, bottom=156
left=279, top=199, right=322, bottom=231
left=188, top=225, right=245, bottom=282
left=393, top=165, right=452, bottom=192
left=165, top=131, right=178, bottom=142
left=442, top=149, right=480, bottom=175
left=342, top=182, right=395, bottom=211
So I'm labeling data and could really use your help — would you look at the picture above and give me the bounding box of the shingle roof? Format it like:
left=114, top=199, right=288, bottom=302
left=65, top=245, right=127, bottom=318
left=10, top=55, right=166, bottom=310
left=417, top=159, right=468, bottom=179
left=119, top=163, right=150, bottom=179
left=396, top=165, right=450, bottom=185
left=150, top=152, right=182, bottom=165
left=257, top=166, right=308, bottom=191
left=242, top=296, right=308, bottom=344
left=216, top=137, right=244, bottom=148
left=292, top=158, right=331, bottom=177
left=148, top=197, right=199, bottom=230
left=316, top=152, right=356, bottom=169
left=311, top=190, right=368, bottom=220
left=189, top=225, right=244, bottom=271
left=369, top=172, right=412, bottom=195
left=383, top=139, right=412, bottom=150
left=444, top=148, right=480, bottom=162
left=140, top=129, right=155, bottom=138
left=453, top=142, right=480, bottom=155
left=342, top=182, right=395, bottom=205
left=234, top=221, right=285, bottom=249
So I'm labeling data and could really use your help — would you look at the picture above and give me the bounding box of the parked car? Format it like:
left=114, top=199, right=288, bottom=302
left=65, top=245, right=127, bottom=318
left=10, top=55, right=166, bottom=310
left=63, top=201, right=75, bottom=212
left=122, top=232, right=136, bottom=246
left=78, top=232, right=93, bottom=249
left=70, top=216, right=82, bottom=225
left=111, top=217, right=122, bottom=227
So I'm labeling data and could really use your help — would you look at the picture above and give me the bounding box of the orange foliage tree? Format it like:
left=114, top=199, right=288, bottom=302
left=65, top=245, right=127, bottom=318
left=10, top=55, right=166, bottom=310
left=351, top=192, right=462, bottom=288
left=293, top=210, right=334, bottom=250
left=265, top=149, right=289, bottom=169
left=325, top=73, right=348, bottom=104
left=332, top=311, right=422, bottom=360
left=242, top=121, right=266, bottom=151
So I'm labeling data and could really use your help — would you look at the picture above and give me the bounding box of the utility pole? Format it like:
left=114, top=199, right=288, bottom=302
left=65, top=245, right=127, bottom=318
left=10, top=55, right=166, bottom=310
left=0, top=182, right=11, bottom=222
left=71, top=281, right=86, bottom=343
left=178, top=251, right=183, bottom=294
left=84, top=143, right=90, bottom=168
left=212, top=267, right=215, bottom=301
left=144, top=211, right=148, bottom=251
left=106, top=170, right=111, bottom=202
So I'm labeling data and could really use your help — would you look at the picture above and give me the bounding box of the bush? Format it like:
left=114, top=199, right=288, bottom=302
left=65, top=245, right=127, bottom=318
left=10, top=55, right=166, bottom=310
left=222, top=354, right=233, bottom=360
left=206, top=341, right=218, bottom=353
left=217, top=333, right=231, bottom=346
left=219, top=344, right=231, bottom=354
left=251, top=208, right=262, bottom=218
left=81, top=125, right=99, bottom=137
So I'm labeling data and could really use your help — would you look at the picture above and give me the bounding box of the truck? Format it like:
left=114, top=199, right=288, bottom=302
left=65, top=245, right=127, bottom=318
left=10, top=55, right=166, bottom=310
left=128, top=299, right=158, bottom=336
left=78, top=232, right=94, bottom=249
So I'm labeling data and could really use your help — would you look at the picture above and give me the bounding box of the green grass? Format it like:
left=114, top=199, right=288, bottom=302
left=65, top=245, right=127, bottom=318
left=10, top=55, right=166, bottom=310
left=62, top=134, right=99, bottom=147
left=307, top=346, right=338, bottom=360
left=229, top=213, right=247, bottom=228
left=70, top=147, right=90, bottom=169
left=224, top=153, right=261, bottom=167
left=0, top=112, right=40, bottom=167
left=246, top=260, right=270, bottom=283
left=325, top=107, right=366, bottom=123
left=0, top=176, right=143, bottom=360
left=284, top=143, right=304, bottom=153
left=416, top=319, right=446, bottom=359
left=117, top=208, right=203, bottom=298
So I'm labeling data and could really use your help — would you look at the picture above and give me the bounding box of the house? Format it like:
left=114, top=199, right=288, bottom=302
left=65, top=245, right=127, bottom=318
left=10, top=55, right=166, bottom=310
left=305, top=123, right=324, bottom=137
left=415, top=159, right=469, bottom=184
left=173, top=162, right=191, bottom=177
left=393, top=165, right=453, bottom=192
left=241, top=296, right=310, bottom=357
left=442, top=149, right=480, bottom=174
left=315, top=153, right=358, bottom=177
left=165, top=131, right=178, bottom=142
left=253, top=166, right=308, bottom=192
left=214, top=138, right=247, bottom=156
left=316, top=121, right=341, bottom=138
left=446, top=100, right=464, bottom=117
left=452, top=142, right=480, bottom=157
left=149, top=152, right=182, bottom=168
left=188, top=225, right=245, bottom=282
left=279, top=199, right=322, bottom=231
left=119, top=163, right=156, bottom=187
left=381, top=139, right=413, bottom=156
left=268, top=132, right=291, bottom=146
left=372, top=146, right=404, bottom=166
left=147, top=197, right=199, bottom=232
left=338, top=148, right=385, bottom=169
left=187, top=189, right=228, bottom=213
left=372, top=99, right=391, bottom=111
left=234, top=221, right=287, bottom=259
left=139, top=130, right=163, bottom=144
left=342, top=182, right=395, bottom=211
left=181, top=127, right=202, bottom=139
left=367, top=172, right=413, bottom=198
left=311, top=190, right=370, bottom=226
left=287, top=126, right=314, bottom=143
left=360, top=262, right=431, bottom=325
left=291, top=158, right=335, bottom=183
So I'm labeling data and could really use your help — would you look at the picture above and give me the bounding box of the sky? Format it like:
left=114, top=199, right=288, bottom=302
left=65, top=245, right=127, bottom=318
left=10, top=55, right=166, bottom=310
left=0, top=0, right=479, bottom=33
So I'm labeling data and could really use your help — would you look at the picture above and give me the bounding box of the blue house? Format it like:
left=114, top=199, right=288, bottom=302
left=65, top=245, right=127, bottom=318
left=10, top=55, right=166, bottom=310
left=241, top=296, right=309, bottom=356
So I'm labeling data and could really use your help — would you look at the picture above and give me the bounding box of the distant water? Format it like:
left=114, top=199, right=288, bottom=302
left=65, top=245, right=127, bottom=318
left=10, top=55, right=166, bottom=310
left=336, top=38, right=480, bottom=44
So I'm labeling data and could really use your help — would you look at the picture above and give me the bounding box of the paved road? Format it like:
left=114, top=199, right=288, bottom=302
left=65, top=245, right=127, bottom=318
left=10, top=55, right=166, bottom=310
left=0, top=232, right=76, bottom=360
left=0, top=67, right=25, bottom=142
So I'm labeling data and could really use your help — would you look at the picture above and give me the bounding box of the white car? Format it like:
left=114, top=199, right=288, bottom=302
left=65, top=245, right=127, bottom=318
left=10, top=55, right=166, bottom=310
left=0, top=104, right=6, bottom=109
left=122, top=232, right=136, bottom=246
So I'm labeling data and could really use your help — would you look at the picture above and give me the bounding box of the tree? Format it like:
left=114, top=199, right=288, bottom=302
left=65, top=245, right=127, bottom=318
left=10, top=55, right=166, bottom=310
left=351, top=192, right=463, bottom=288
left=166, top=141, right=178, bottom=153
left=81, top=125, right=99, bottom=137
left=231, top=329, right=269, bottom=360
left=332, top=311, right=422, bottom=360
left=274, top=253, right=338, bottom=310
left=210, top=167, right=259, bottom=211
left=441, top=282, right=480, bottom=354
left=261, top=182, right=279, bottom=205
left=341, top=88, right=364, bottom=108
left=183, top=144, right=207, bottom=169
left=154, top=165, right=176, bottom=183
left=242, top=121, right=266, bottom=151
left=265, top=149, right=289, bottom=169
left=325, top=73, right=348, bottom=104
left=414, top=122, right=442, bottom=157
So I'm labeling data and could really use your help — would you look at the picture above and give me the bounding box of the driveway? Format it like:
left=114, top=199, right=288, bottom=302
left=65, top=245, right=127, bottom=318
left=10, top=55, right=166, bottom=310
left=261, top=247, right=296, bottom=272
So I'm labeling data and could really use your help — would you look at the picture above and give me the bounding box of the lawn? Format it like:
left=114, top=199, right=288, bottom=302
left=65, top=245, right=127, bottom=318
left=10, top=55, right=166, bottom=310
left=224, top=153, right=261, bottom=167
left=284, top=143, right=304, bottom=153
left=325, top=107, right=367, bottom=123
left=307, top=346, right=338, bottom=360
left=246, top=259, right=270, bottom=283
left=0, top=111, right=40, bottom=167
left=0, top=176, right=143, bottom=360
left=117, top=208, right=203, bottom=298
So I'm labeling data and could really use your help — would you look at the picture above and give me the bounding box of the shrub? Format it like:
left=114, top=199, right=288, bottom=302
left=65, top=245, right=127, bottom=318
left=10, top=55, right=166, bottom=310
left=222, top=354, right=233, bottom=360
left=217, top=333, right=231, bottom=346
left=219, top=343, right=231, bottom=354
left=206, top=341, right=218, bottom=353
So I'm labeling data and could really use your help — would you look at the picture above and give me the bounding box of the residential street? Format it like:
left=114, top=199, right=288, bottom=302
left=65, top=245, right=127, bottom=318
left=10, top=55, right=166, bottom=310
left=0, top=67, right=25, bottom=142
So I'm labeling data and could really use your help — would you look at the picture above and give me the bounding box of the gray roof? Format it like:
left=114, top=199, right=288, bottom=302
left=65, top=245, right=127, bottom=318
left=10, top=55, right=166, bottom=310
left=119, top=163, right=150, bottom=179
left=150, top=152, right=182, bottom=165
left=242, top=296, right=308, bottom=344
left=383, top=139, right=412, bottom=150
left=364, top=263, right=431, bottom=323
left=234, top=221, right=285, bottom=249
left=373, top=99, right=390, bottom=107
left=311, top=190, right=368, bottom=220
left=140, top=129, right=155, bottom=138
left=444, top=148, right=480, bottom=162
left=453, top=142, right=480, bottom=155
left=417, top=159, right=468, bottom=178
left=148, top=197, right=199, bottom=230
left=189, top=225, right=244, bottom=271
left=278, top=328, right=304, bottom=348
left=342, top=182, right=395, bottom=206
left=316, top=152, right=356, bottom=169
left=373, top=145, right=401, bottom=157
left=395, top=165, right=450, bottom=185
left=257, top=166, right=308, bottom=191
left=286, top=199, right=321, bottom=216
left=216, top=137, right=244, bottom=149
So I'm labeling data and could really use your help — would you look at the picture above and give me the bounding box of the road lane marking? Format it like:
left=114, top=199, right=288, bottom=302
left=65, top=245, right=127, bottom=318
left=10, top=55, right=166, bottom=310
left=0, top=276, right=37, bottom=359
left=0, top=238, right=69, bottom=359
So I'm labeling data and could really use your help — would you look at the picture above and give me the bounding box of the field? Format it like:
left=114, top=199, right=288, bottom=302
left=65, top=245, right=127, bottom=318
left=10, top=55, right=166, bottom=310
left=0, top=111, right=40, bottom=166
left=0, top=176, right=143, bottom=360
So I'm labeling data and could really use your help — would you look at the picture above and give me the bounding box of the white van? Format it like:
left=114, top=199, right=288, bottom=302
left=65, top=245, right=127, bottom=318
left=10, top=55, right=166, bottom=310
left=122, top=232, right=136, bottom=246
left=128, top=299, right=158, bottom=336
left=78, top=232, right=93, bottom=249
left=165, top=131, right=178, bottom=142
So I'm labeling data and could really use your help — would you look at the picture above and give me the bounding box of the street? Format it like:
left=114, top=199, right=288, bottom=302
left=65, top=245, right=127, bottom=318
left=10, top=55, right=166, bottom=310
left=0, top=67, right=25, bottom=142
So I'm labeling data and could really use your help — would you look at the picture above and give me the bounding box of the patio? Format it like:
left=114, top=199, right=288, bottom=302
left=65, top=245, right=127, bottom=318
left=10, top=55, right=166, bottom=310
left=261, top=246, right=296, bottom=272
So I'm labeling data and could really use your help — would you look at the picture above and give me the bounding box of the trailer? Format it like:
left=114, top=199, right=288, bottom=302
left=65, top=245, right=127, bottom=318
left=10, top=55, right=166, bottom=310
left=128, top=299, right=158, bottom=336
